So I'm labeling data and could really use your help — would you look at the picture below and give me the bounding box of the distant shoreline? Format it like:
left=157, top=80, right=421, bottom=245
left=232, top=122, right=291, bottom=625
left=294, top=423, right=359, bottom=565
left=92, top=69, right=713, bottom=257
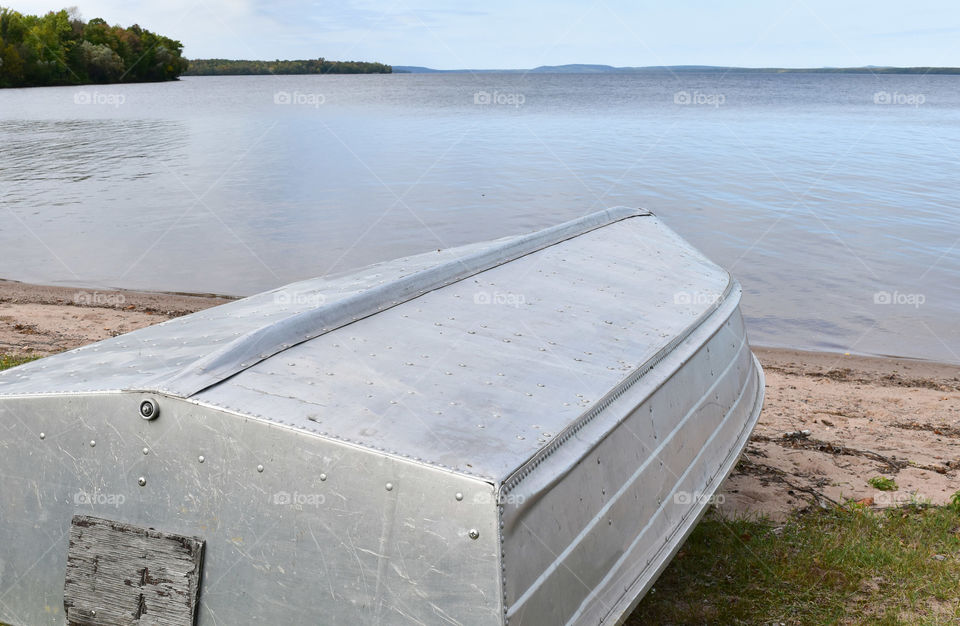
left=183, top=58, right=391, bottom=76
left=394, top=64, right=960, bottom=74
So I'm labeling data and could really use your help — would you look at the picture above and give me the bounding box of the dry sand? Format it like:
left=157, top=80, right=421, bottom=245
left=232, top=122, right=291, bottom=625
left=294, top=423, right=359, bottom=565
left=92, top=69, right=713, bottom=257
left=722, top=347, right=960, bottom=520
left=0, top=279, right=231, bottom=355
left=2, top=278, right=958, bottom=520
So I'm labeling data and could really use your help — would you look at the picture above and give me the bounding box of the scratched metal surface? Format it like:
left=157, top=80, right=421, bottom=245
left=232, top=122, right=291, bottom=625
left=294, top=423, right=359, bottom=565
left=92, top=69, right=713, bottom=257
left=0, top=394, right=503, bottom=625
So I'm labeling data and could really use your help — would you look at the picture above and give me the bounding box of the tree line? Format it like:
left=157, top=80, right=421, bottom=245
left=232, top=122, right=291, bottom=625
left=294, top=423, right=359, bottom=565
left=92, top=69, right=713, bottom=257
left=184, top=58, right=392, bottom=76
left=0, top=7, right=187, bottom=88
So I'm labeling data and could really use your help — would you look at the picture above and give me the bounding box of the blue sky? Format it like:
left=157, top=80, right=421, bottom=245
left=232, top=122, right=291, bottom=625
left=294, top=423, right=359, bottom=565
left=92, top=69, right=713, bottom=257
left=13, top=0, right=960, bottom=67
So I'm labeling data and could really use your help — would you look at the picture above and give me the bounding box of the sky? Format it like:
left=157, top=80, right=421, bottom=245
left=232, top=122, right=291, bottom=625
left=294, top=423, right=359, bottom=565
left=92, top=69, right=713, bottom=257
left=10, top=0, right=960, bottom=68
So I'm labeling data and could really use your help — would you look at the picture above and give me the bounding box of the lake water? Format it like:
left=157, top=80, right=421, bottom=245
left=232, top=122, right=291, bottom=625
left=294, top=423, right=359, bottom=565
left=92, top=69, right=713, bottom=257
left=1, top=73, right=958, bottom=363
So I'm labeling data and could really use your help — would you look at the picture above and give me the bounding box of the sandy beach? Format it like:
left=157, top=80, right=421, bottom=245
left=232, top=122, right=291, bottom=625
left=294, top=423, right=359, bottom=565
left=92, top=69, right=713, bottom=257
left=2, top=278, right=958, bottom=521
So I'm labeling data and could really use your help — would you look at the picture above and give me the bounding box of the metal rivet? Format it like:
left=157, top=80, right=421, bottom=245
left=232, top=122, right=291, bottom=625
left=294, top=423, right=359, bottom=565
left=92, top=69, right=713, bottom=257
left=198, top=455, right=205, bottom=463
left=138, top=477, right=146, bottom=486
left=89, top=440, right=96, bottom=447
left=455, top=492, right=464, bottom=501
left=385, top=482, right=394, bottom=491
left=468, top=529, right=480, bottom=540
left=142, top=447, right=149, bottom=455
left=139, top=399, right=159, bottom=420
left=39, top=432, right=45, bottom=440
left=257, top=464, right=264, bottom=473
left=320, top=473, right=327, bottom=481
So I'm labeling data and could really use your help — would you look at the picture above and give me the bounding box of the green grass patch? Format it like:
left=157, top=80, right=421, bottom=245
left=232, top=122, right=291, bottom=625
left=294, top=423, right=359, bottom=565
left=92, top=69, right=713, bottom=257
left=0, top=354, right=39, bottom=371
left=951, top=493, right=960, bottom=515
left=869, top=476, right=899, bottom=491
left=629, top=505, right=960, bottom=624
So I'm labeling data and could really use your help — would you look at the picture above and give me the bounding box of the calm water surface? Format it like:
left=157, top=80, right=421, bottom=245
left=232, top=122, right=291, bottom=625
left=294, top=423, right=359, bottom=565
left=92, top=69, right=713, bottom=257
left=0, top=73, right=958, bottom=363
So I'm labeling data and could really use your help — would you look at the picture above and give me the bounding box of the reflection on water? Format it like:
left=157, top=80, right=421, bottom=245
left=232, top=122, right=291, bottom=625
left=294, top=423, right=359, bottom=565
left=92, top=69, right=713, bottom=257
left=0, top=73, right=958, bottom=363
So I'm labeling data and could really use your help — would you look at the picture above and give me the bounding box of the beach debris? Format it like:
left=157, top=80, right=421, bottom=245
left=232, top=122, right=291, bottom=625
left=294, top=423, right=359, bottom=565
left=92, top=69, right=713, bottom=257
left=783, top=429, right=811, bottom=440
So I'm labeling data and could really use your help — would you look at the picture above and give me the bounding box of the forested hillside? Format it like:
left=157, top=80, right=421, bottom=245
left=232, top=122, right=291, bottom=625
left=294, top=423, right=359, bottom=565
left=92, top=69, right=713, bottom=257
left=0, top=7, right=187, bottom=87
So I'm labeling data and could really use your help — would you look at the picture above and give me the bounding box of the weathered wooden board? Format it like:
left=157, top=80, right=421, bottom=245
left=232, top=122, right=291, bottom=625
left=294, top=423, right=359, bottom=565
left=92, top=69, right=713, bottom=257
left=63, top=516, right=204, bottom=626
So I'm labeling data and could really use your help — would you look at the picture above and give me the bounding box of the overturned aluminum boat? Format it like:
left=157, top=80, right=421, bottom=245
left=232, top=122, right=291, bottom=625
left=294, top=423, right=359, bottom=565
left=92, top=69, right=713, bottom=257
left=0, top=207, right=763, bottom=625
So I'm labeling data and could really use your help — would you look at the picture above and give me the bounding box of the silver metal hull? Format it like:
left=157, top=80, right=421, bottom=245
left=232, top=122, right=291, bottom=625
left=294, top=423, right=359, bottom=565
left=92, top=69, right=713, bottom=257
left=0, top=208, right=763, bottom=625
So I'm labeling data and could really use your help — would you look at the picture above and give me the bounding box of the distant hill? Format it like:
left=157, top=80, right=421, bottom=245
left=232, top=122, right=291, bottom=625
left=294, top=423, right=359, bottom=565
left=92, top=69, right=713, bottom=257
left=393, top=64, right=960, bottom=75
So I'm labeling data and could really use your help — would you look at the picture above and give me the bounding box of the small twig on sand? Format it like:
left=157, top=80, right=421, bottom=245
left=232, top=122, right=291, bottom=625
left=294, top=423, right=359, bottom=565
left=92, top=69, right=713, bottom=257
left=751, top=434, right=908, bottom=473
left=735, top=455, right=842, bottom=508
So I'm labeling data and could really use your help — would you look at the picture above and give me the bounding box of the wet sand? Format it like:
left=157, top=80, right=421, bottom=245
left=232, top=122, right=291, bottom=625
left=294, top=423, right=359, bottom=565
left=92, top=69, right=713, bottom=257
left=2, top=278, right=958, bottom=520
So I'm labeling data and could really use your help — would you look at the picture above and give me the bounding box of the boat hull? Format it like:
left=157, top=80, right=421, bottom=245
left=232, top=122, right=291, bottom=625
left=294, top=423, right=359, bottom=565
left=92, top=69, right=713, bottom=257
left=0, top=208, right=765, bottom=625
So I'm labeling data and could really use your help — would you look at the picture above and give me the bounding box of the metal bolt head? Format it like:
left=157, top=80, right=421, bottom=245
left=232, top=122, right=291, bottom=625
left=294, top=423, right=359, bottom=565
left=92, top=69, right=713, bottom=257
left=198, top=455, right=205, bottom=463
left=137, top=477, right=146, bottom=487
left=39, top=432, right=46, bottom=440
left=139, top=399, right=159, bottom=420
left=319, top=473, right=327, bottom=481
left=142, top=447, right=149, bottom=455
left=385, top=482, right=394, bottom=491
left=257, top=464, right=264, bottom=473
left=455, top=492, right=464, bottom=501
left=89, top=440, right=96, bottom=447
left=468, top=529, right=480, bottom=540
